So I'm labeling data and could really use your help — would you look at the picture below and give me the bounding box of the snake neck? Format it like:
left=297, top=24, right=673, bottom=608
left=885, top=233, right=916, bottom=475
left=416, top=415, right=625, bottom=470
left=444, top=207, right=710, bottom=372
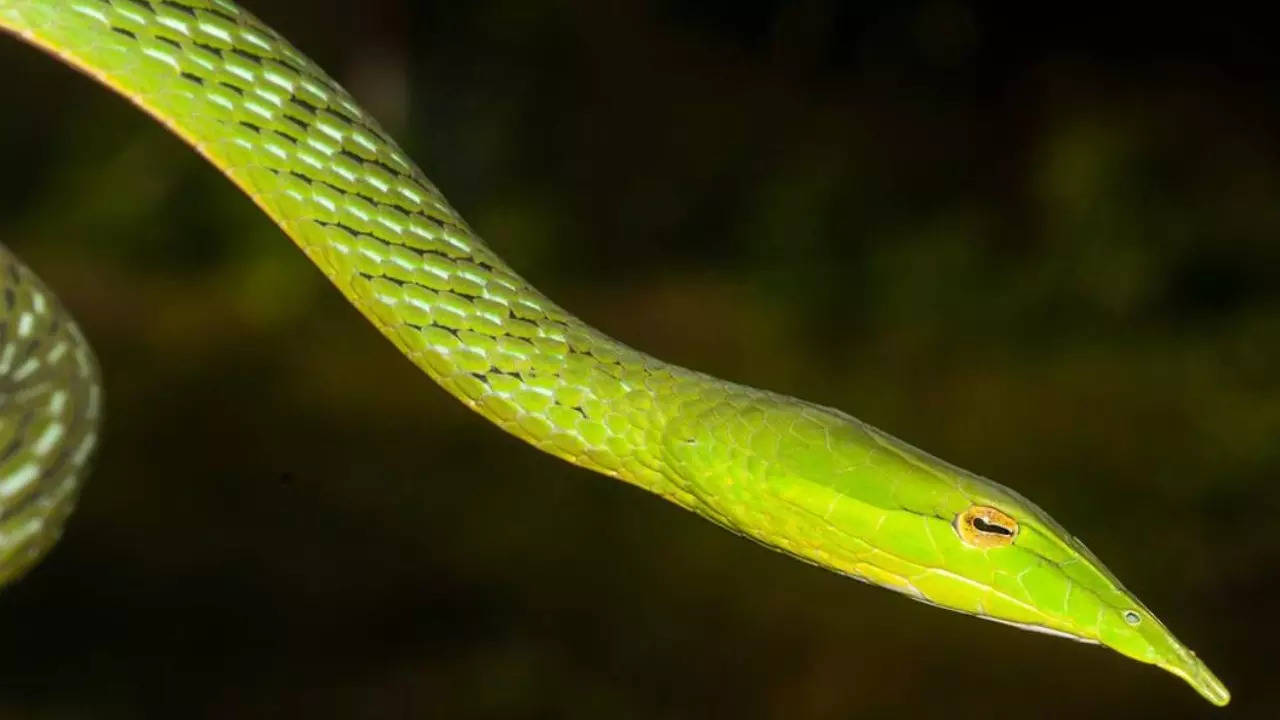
left=0, top=0, right=862, bottom=529
left=1, top=0, right=749, bottom=512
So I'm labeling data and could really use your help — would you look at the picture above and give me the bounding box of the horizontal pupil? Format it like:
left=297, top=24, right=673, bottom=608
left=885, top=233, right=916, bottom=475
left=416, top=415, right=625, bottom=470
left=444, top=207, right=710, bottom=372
left=971, top=516, right=1013, bottom=536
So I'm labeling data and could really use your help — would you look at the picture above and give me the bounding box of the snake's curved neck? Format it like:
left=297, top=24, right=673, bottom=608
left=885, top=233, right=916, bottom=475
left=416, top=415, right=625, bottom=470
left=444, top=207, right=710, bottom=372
left=1, top=0, right=735, bottom=509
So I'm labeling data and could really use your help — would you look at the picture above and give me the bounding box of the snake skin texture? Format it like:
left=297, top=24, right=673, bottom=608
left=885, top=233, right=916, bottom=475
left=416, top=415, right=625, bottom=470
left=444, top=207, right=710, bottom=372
left=0, top=244, right=98, bottom=585
left=0, top=2, right=1231, bottom=705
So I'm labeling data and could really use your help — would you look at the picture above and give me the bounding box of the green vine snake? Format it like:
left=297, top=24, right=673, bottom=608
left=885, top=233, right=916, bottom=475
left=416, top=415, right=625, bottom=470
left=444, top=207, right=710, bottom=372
left=0, top=0, right=1229, bottom=707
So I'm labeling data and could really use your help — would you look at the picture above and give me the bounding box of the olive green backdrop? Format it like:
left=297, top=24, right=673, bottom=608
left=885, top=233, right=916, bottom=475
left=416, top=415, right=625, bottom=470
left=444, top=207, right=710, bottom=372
left=0, top=1, right=1276, bottom=717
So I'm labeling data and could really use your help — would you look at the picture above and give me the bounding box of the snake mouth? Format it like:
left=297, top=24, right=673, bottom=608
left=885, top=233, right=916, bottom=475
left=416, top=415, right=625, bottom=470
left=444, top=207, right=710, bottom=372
left=1159, top=646, right=1230, bottom=707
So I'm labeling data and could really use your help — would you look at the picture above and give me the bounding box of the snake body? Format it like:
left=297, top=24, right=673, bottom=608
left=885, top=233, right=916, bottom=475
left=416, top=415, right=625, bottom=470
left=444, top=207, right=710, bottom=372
left=0, top=245, right=99, bottom=586
left=0, top=0, right=1229, bottom=706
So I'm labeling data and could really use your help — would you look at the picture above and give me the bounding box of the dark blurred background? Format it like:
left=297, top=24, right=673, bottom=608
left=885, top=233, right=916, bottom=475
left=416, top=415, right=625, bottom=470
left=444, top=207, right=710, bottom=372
left=1, top=1, right=1278, bottom=717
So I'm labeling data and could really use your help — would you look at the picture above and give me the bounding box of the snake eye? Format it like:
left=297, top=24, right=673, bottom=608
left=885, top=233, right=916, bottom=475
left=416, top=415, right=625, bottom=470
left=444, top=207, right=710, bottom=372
left=954, top=506, right=1019, bottom=548
left=1124, top=610, right=1142, bottom=626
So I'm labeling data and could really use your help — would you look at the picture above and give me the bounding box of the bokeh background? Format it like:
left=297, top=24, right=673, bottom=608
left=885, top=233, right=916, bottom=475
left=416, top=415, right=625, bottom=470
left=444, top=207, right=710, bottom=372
left=1, top=1, right=1278, bottom=717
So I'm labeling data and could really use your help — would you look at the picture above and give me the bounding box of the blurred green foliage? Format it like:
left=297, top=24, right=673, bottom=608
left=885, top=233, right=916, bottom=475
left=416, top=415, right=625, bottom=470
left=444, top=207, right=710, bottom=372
left=0, top=1, right=1277, bottom=717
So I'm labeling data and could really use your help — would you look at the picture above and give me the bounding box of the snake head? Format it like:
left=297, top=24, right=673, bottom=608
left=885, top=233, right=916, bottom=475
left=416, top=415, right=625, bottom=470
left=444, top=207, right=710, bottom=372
left=947, top=497, right=1230, bottom=707
left=839, top=412, right=1230, bottom=706
left=665, top=398, right=1229, bottom=706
